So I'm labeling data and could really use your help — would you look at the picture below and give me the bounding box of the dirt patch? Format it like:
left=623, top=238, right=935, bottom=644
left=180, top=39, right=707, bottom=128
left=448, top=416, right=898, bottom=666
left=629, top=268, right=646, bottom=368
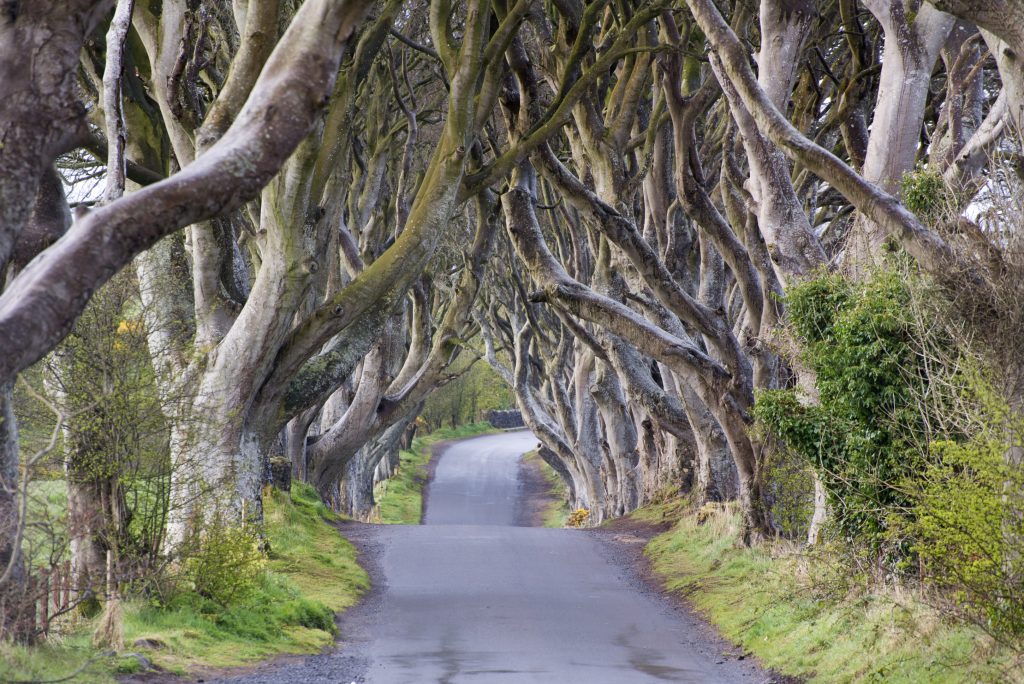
left=515, top=451, right=559, bottom=527
left=600, top=510, right=677, bottom=537
left=589, top=516, right=803, bottom=684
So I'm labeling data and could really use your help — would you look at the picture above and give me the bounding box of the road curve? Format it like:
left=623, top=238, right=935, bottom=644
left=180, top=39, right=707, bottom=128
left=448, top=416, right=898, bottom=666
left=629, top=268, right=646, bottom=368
left=216, top=430, right=766, bottom=683
left=423, top=430, right=538, bottom=526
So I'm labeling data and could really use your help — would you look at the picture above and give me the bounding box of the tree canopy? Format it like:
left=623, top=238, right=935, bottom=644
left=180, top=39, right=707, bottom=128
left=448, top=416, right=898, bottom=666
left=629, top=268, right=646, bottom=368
left=2, top=0, right=1024, bottom=646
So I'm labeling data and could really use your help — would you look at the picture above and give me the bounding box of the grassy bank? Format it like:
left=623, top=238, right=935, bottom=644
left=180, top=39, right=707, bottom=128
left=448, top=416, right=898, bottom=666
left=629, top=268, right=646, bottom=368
left=641, top=501, right=1021, bottom=683
left=0, top=482, right=367, bottom=682
left=374, top=422, right=498, bottom=524
left=522, top=449, right=568, bottom=528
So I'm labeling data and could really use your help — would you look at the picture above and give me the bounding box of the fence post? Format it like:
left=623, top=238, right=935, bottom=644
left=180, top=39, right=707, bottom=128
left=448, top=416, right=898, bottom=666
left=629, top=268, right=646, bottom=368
left=39, top=568, right=49, bottom=636
left=63, top=560, right=71, bottom=610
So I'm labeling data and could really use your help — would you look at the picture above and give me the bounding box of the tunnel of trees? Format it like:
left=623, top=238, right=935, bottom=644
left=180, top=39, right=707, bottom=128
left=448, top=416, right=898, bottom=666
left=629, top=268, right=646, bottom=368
left=2, top=0, right=1023, bottom=648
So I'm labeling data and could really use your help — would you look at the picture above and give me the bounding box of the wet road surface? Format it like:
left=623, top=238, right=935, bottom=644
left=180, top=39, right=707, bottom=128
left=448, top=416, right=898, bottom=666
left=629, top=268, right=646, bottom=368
left=217, top=430, right=767, bottom=683
left=423, top=430, right=536, bottom=526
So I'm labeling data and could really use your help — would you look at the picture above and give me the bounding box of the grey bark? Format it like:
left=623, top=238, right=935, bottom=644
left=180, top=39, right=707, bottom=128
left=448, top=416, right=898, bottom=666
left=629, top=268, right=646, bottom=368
left=0, top=382, right=26, bottom=637
left=846, top=1, right=954, bottom=267
left=0, top=0, right=375, bottom=385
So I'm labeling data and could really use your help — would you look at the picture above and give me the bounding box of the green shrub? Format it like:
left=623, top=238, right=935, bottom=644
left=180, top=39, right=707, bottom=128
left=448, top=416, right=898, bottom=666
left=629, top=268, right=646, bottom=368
left=756, top=269, right=932, bottom=551
left=784, top=270, right=851, bottom=344
left=182, top=514, right=266, bottom=607
left=906, top=429, right=1024, bottom=637
left=760, top=266, right=1024, bottom=642
left=901, top=165, right=947, bottom=222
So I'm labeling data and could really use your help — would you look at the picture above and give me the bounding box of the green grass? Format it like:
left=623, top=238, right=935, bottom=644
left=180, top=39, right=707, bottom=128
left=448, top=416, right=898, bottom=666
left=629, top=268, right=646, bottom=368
left=375, top=422, right=499, bottom=524
left=263, top=483, right=368, bottom=612
left=522, top=449, right=569, bottom=527
left=642, top=502, right=1022, bottom=683
left=0, top=482, right=368, bottom=683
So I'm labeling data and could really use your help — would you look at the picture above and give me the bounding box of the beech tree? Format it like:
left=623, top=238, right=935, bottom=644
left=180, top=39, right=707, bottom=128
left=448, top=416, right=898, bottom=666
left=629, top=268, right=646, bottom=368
left=3, top=0, right=1024, bottom=642
left=0, top=0, right=374, bottom=618
left=471, top=0, right=1023, bottom=541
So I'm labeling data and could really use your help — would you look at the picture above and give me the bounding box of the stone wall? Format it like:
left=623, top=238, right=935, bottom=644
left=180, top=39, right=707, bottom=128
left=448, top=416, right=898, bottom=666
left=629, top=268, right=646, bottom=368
left=486, top=409, right=525, bottom=429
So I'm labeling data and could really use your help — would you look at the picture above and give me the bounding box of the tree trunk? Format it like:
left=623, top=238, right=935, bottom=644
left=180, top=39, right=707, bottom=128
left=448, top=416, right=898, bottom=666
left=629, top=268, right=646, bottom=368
left=591, top=360, right=639, bottom=516
left=807, top=473, right=829, bottom=545
left=67, top=473, right=126, bottom=603
left=847, top=2, right=954, bottom=268
left=164, top=397, right=265, bottom=551
left=338, top=446, right=378, bottom=520
left=286, top=406, right=320, bottom=485
left=0, top=1, right=111, bottom=271
left=339, top=416, right=412, bottom=520
left=682, top=383, right=736, bottom=503
left=0, top=382, right=28, bottom=639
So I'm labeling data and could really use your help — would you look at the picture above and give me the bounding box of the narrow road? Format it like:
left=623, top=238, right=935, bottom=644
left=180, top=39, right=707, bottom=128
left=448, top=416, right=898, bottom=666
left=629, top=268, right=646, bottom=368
left=220, top=431, right=767, bottom=683
left=423, top=431, right=536, bottom=526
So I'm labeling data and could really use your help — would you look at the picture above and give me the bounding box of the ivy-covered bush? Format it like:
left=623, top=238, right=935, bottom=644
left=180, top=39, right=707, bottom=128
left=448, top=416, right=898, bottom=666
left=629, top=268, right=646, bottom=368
left=759, top=268, right=1024, bottom=640
left=756, top=270, right=932, bottom=550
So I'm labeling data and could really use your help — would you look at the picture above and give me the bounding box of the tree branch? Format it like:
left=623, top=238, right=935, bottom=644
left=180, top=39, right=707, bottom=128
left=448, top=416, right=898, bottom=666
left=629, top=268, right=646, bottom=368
left=0, top=0, right=375, bottom=383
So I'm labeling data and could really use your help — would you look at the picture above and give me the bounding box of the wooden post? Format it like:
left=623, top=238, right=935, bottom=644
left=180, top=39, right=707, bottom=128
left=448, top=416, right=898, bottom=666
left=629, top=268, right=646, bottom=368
left=105, top=550, right=112, bottom=599
left=39, top=568, right=49, bottom=635
left=51, top=563, right=59, bottom=614
left=62, top=560, right=71, bottom=610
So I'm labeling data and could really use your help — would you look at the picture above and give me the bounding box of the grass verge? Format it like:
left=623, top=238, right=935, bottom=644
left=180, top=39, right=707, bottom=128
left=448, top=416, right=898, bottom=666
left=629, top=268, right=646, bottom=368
left=374, top=422, right=500, bottom=524
left=642, top=502, right=1021, bottom=683
left=0, top=482, right=367, bottom=683
left=522, top=449, right=568, bottom=528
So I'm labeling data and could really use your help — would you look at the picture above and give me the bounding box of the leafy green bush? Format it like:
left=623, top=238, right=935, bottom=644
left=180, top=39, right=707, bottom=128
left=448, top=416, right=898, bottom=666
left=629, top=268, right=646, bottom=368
left=760, top=267, right=1024, bottom=642
left=756, top=270, right=931, bottom=550
left=906, top=427, right=1024, bottom=637
left=182, top=514, right=266, bottom=607
left=901, top=165, right=947, bottom=222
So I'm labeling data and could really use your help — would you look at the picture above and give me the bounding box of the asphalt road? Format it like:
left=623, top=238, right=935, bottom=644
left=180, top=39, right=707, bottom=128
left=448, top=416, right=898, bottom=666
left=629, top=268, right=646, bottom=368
left=217, top=430, right=767, bottom=684
left=422, top=430, right=537, bottom=526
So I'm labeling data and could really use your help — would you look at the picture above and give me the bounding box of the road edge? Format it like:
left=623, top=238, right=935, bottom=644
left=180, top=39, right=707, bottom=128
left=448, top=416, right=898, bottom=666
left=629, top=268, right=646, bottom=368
left=588, top=518, right=801, bottom=684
